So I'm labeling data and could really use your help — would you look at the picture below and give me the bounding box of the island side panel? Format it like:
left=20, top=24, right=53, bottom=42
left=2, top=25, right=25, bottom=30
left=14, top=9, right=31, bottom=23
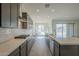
left=54, top=40, right=60, bottom=56
left=60, top=45, right=79, bottom=56
left=54, top=40, right=79, bottom=56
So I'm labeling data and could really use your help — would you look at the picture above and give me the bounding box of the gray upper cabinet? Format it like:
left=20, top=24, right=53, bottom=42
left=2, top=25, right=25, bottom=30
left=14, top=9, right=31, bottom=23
left=10, top=3, right=18, bottom=28
left=1, top=3, right=19, bottom=28
left=1, top=3, right=10, bottom=27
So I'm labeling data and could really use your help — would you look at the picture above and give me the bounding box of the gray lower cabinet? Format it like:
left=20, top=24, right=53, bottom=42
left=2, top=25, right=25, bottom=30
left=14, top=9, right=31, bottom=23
left=20, top=41, right=27, bottom=56
left=9, top=41, right=27, bottom=56
left=27, top=38, right=35, bottom=55
left=54, top=41, right=59, bottom=56
left=8, top=37, right=35, bottom=56
left=60, top=45, right=78, bottom=56
left=46, top=37, right=54, bottom=55
left=9, top=47, right=19, bottom=56
left=49, top=40, right=54, bottom=55
left=54, top=41, right=79, bottom=56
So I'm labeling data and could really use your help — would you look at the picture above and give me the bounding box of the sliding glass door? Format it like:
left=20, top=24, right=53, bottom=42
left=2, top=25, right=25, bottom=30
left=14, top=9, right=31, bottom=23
left=66, top=24, right=74, bottom=37
left=56, top=23, right=74, bottom=39
left=56, top=24, right=67, bottom=39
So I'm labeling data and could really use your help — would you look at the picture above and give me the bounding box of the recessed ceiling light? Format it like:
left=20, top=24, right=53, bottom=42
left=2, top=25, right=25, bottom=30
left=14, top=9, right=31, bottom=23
left=64, top=16, right=68, bottom=17
left=48, top=16, right=50, bottom=18
left=51, top=9, right=55, bottom=12
left=37, top=16, right=40, bottom=18
left=36, top=9, right=40, bottom=12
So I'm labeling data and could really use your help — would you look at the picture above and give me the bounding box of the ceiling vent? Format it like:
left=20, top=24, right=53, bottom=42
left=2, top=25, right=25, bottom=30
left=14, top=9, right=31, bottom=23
left=45, top=4, right=50, bottom=8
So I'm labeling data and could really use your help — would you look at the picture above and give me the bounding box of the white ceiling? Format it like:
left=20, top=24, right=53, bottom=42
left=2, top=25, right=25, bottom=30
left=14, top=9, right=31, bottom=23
left=20, top=3, right=79, bottom=21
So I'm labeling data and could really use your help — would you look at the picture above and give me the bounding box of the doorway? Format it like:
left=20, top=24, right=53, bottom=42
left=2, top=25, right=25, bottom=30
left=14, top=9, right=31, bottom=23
left=35, top=23, right=48, bottom=36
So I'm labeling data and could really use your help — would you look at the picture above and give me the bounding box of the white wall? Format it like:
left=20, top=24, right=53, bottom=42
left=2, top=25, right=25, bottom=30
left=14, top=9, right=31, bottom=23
left=52, top=20, right=79, bottom=37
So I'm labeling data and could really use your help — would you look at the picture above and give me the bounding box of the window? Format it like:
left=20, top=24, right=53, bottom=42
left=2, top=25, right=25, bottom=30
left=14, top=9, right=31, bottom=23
left=56, top=23, right=74, bottom=39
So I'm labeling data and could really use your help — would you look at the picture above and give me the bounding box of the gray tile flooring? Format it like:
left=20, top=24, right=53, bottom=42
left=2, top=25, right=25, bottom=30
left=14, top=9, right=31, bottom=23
left=29, top=36, right=52, bottom=56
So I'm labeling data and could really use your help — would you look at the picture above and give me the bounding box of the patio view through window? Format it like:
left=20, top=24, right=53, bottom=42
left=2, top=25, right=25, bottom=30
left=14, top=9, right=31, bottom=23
left=56, top=24, right=74, bottom=39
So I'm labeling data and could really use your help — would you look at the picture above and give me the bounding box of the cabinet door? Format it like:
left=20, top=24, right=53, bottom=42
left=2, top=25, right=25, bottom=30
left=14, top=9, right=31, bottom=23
left=11, top=3, right=18, bottom=27
left=27, top=38, right=35, bottom=54
left=54, top=41, right=59, bottom=56
left=49, top=40, right=54, bottom=55
left=60, top=45, right=78, bottom=56
left=9, top=48, right=19, bottom=56
left=0, top=4, right=1, bottom=27
left=20, top=41, right=27, bottom=56
left=1, top=3, right=10, bottom=27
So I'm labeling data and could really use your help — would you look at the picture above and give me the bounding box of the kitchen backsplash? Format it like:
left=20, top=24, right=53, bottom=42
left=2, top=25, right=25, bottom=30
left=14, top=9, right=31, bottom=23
left=0, top=28, right=30, bottom=35
left=0, top=28, right=32, bottom=43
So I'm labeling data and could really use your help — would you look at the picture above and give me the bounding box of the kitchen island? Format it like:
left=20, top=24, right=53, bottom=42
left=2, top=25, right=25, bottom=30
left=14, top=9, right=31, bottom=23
left=49, top=35, right=79, bottom=56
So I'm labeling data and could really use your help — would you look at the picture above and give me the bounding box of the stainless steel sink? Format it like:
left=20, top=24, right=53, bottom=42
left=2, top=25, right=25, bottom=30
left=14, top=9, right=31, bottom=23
left=14, top=35, right=29, bottom=39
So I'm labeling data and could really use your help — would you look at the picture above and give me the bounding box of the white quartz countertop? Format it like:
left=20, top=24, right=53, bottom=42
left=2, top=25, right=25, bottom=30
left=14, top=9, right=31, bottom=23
left=49, top=35, right=79, bottom=45
left=0, top=38, right=28, bottom=56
